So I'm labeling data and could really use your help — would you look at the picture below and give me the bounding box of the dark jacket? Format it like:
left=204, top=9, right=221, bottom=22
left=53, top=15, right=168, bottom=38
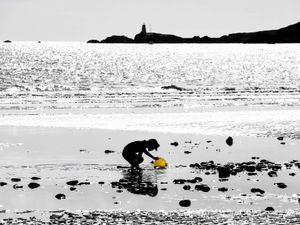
left=122, top=140, right=155, bottom=160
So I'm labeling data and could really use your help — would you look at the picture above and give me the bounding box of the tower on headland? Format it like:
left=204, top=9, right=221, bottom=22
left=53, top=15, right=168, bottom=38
left=141, top=23, right=147, bottom=34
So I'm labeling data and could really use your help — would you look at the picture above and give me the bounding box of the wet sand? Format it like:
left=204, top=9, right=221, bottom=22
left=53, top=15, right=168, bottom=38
left=0, top=125, right=300, bottom=223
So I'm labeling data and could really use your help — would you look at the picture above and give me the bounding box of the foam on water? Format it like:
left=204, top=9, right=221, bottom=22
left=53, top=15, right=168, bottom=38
left=1, top=109, right=300, bottom=138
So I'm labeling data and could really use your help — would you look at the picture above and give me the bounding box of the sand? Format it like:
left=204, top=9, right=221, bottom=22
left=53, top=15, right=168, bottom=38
left=0, top=124, right=300, bottom=224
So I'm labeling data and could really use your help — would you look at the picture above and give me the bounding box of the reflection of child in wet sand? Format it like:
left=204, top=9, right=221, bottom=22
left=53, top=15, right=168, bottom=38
left=122, top=139, right=160, bottom=169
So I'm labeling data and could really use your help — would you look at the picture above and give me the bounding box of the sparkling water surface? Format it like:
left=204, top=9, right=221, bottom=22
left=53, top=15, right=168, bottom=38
left=0, top=42, right=300, bottom=109
left=0, top=42, right=300, bottom=138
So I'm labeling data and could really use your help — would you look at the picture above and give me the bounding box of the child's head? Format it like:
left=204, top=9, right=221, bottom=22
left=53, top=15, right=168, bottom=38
left=146, top=139, right=160, bottom=151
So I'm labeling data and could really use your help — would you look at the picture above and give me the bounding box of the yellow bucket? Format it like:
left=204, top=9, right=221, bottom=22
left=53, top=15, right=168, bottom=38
left=153, top=157, right=168, bottom=168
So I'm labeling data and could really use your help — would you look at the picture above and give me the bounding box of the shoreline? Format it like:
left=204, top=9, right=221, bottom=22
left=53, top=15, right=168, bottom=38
left=2, top=209, right=300, bottom=224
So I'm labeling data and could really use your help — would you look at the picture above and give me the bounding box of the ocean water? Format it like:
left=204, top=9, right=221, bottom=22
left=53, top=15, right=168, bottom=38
left=0, top=42, right=300, bottom=137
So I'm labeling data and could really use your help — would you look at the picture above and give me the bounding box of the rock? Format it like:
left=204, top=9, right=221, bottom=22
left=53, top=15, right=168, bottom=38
left=195, top=184, right=210, bottom=192
left=247, top=172, right=257, bottom=176
left=268, top=171, right=278, bottom=177
left=3, top=40, right=12, bottom=43
left=55, top=194, right=66, bottom=200
left=218, top=187, right=228, bottom=192
left=173, top=179, right=186, bottom=184
left=31, top=177, right=41, bottom=180
left=170, top=142, right=179, bottom=146
left=289, top=173, right=296, bottom=176
left=104, top=150, right=115, bottom=154
left=78, top=182, right=90, bottom=186
left=183, top=185, right=191, bottom=190
left=217, top=167, right=231, bottom=178
left=0, top=182, right=8, bottom=186
left=13, top=184, right=23, bottom=189
left=100, top=35, right=134, bottom=43
left=250, top=188, right=265, bottom=195
left=70, top=187, right=76, bottom=191
left=98, top=181, right=105, bottom=185
left=184, top=151, right=192, bottom=154
left=226, top=137, right=233, bottom=146
left=277, top=137, right=284, bottom=141
left=11, top=178, right=21, bottom=182
left=66, top=180, right=79, bottom=186
left=193, top=177, right=203, bottom=183
left=265, top=207, right=275, bottom=212
left=244, top=166, right=256, bottom=172
left=280, top=142, right=286, bottom=145
left=87, top=39, right=100, bottom=43
left=179, top=199, right=191, bottom=207
left=28, top=183, right=40, bottom=189
left=274, top=182, right=287, bottom=189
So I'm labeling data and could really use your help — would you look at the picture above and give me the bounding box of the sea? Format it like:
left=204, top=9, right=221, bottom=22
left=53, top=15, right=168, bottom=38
left=0, top=42, right=300, bottom=138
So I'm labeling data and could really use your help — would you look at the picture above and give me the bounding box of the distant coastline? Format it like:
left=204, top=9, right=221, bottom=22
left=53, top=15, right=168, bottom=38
left=88, top=22, right=300, bottom=44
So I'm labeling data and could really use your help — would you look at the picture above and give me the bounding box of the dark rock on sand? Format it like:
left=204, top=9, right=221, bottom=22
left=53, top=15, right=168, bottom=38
left=274, top=182, right=287, bottom=189
left=217, top=167, right=231, bottom=178
left=277, top=137, right=284, bottom=141
left=170, top=142, right=179, bottom=146
left=280, top=142, right=286, bottom=145
left=184, top=151, right=192, bottom=154
left=0, top=182, right=7, bottom=186
left=31, top=177, right=41, bottom=180
left=289, top=173, right=296, bottom=176
left=98, top=181, right=105, bottom=185
left=11, top=178, right=21, bottom=182
left=183, top=185, right=191, bottom=190
left=265, top=207, right=275, bottom=212
left=226, top=137, right=233, bottom=146
left=195, top=184, right=210, bottom=192
left=218, top=187, right=228, bottom=192
left=173, top=179, right=186, bottom=184
left=13, top=184, right=23, bottom=189
left=78, top=182, right=91, bottom=186
left=28, top=182, right=40, bottom=189
left=244, top=165, right=256, bottom=172
left=247, top=172, right=257, bottom=176
left=104, top=150, right=115, bottom=154
left=268, top=171, right=278, bottom=177
left=193, top=177, right=203, bottom=183
left=179, top=199, right=191, bottom=207
left=250, top=188, right=265, bottom=195
left=4, top=40, right=12, bottom=43
left=66, top=180, right=79, bottom=186
left=87, top=39, right=101, bottom=43
left=55, top=194, right=66, bottom=200
left=70, top=187, right=76, bottom=191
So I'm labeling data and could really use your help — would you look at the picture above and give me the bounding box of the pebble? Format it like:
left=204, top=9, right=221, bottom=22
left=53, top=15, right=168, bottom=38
left=195, top=184, right=210, bottom=192
left=179, top=199, right=191, bottom=207
left=55, top=194, right=66, bottom=200
left=104, top=150, right=115, bottom=154
left=11, top=178, right=21, bottom=182
left=170, top=142, right=179, bottom=146
left=226, top=137, right=233, bottom=146
left=66, top=180, right=79, bottom=186
left=28, top=182, right=40, bottom=189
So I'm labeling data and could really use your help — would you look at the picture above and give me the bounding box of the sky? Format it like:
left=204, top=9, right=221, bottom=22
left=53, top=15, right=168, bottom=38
left=0, top=0, right=300, bottom=41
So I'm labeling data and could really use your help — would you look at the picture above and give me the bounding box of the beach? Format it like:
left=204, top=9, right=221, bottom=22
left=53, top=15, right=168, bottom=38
left=0, top=43, right=300, bottom=224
